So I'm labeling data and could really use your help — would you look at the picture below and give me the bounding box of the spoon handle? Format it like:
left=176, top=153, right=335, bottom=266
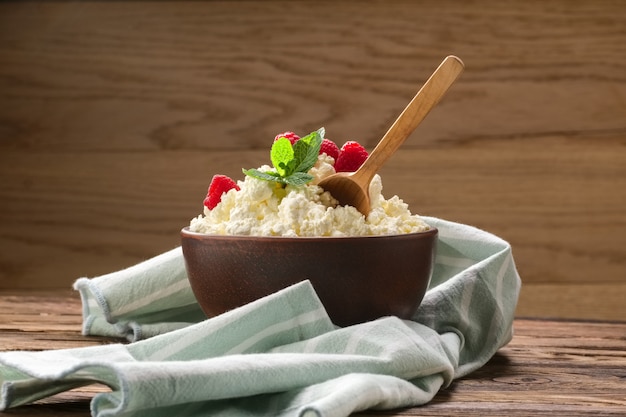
left=355, top=55, right=464, bottom=181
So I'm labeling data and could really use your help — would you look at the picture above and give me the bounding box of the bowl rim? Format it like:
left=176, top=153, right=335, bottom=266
left=181, top=226, right=438, bottom=242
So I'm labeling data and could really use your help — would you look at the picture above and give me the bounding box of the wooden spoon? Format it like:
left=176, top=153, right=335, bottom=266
left=318, top=55, right=464, bottom=216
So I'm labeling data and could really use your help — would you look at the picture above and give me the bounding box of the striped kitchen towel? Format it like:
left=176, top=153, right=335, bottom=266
left=0, top=217, right=521, bottom=417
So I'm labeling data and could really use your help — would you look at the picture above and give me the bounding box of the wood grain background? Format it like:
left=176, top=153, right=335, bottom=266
left=1, top=1, right=624, bottom=320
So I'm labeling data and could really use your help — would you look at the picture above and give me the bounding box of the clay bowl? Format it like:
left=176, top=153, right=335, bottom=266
left=181, top=227, right=438, bottom=327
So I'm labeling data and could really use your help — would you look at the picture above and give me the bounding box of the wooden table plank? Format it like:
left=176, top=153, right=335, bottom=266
left=1, top=291, right=625, bottom=416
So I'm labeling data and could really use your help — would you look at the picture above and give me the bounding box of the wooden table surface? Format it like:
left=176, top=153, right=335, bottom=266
left=1, top=290, right=625, bottom=416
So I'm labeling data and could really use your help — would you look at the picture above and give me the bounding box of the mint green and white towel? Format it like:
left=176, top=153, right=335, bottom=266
left=0, top=217, right=521, bottom=416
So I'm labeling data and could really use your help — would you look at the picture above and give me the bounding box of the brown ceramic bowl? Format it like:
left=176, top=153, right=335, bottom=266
left=181, top=227, right=438, bottom=327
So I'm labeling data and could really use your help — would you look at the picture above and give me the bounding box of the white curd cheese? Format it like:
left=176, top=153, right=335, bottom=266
left=189, top=155, right=430, bottom=236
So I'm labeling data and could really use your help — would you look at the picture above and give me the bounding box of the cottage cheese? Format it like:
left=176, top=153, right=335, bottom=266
left=189, top=154, right=429, bottom=236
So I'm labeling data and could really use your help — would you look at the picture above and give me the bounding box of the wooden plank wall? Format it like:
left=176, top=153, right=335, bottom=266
left=1, top=1, right=624, bottom=320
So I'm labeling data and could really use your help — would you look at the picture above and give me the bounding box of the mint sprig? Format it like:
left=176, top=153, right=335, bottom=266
left=243, top=128, right=324, bottom=186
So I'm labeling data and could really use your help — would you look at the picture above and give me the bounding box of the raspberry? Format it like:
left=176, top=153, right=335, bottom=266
left=319, top=138, right=340, bottom=160
left=203, top=174, right=240, bottom=210
left=274, top=131, right=300, bottom=145
left=334, top=141, right=369, bottom=172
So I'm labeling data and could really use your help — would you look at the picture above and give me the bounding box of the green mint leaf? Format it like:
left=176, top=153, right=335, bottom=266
left=242, top=168, right=286, bottom=184
left=284, top=172, right=314, bottom=186
left=292, top=128, right=323, bottom=174
left=243, top=128, right=325, bottom=187
left=278, top=159, right=298, bottom=176
left=271, top=137, right=295, bottom=177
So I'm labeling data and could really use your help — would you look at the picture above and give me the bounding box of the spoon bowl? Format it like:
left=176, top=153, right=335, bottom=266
left=319, top=55, right=464, bottom=215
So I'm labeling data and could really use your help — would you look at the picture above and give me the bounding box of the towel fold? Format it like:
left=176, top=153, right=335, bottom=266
left=0, top=217, right=521, bottom=417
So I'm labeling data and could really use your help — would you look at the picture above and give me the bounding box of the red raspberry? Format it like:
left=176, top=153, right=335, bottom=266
left=319, top=138, right=340, bottom=160
left=334, top=141, right=369, bottom=172
left=273, top=131, right=300, bottom=145
left=203, top=174, right=240, bottom=210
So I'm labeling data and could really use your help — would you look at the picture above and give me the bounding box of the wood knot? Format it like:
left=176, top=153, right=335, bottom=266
left=493, top=375, right=552, bottom=385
